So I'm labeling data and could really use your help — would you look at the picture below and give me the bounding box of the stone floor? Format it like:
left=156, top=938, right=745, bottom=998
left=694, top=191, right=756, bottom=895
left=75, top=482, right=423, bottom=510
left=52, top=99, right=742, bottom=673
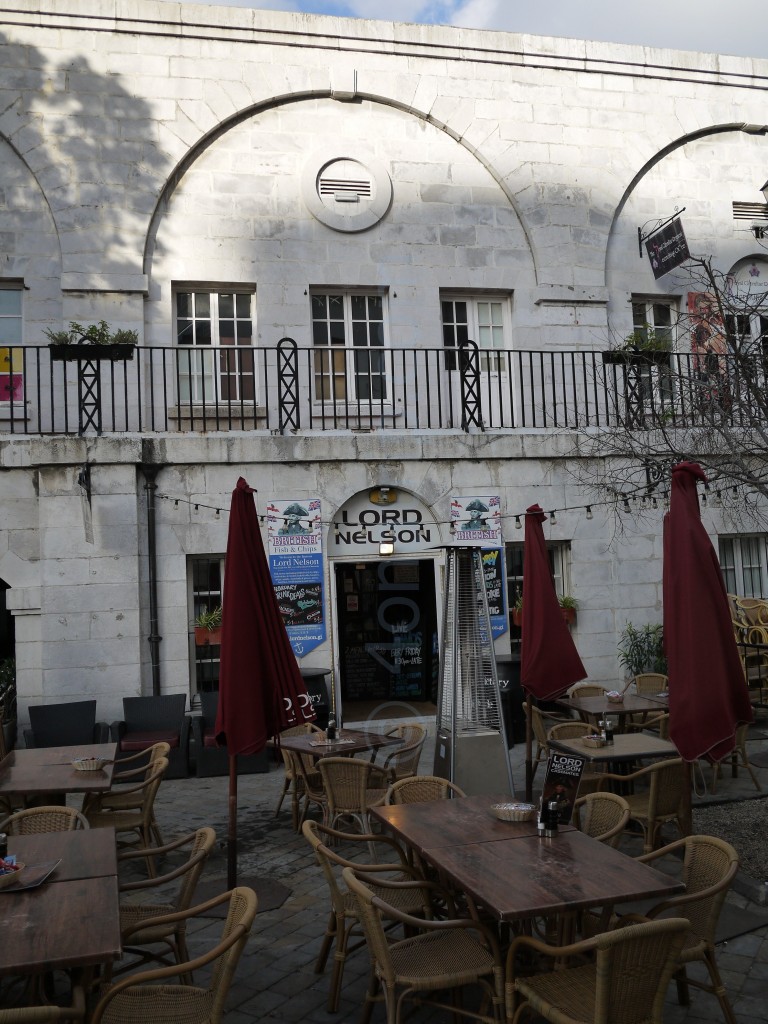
left=123, top=711, right=768, bottom=1023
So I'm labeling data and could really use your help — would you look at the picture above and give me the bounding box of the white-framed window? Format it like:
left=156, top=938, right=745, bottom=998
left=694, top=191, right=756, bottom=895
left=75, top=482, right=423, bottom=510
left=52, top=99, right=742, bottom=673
left=505, top=540, right=570, bottom=643
left=719, top=535, right=768, bottom=598
left=0, top=285, right=23, bottom=403
left=175, top=289, right=255, bottom=404
left=441, top=296, right=509, bottom=373
left=631, top=298, right=676, bottom=405
left=310, top=290, right=388, bottom=403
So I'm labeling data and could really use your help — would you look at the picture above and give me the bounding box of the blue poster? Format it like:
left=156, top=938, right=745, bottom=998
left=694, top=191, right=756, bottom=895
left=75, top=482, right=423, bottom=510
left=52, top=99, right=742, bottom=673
left=267, top=498, right=326, bottom=658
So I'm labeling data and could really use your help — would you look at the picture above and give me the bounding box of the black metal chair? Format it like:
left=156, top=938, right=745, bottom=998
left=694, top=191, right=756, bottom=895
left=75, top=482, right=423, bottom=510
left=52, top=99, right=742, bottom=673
left=110, top=695, right=190, bottom=779
left=191, top=691, right=268, bottom=777
left=24, top=699, right=109, bottom=748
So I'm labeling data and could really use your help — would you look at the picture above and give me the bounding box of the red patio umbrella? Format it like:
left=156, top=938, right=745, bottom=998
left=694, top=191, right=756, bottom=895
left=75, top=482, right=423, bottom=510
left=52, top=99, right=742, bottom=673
left=215, top=477, right=315, bottom=887
left=663, top=462, right=753, bottom=763
left=520, top=504, right=587, bottom=799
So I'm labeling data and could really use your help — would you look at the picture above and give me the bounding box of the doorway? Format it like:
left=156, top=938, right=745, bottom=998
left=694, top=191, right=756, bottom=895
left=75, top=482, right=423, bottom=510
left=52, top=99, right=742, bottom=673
left=335, top=559, right=438, bottom=704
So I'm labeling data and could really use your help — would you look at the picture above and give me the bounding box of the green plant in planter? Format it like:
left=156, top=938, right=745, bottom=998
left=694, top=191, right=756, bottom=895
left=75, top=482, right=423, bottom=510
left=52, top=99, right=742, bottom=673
left=44, top=320, right=138, bottom=347
left=558, top=595, right=578, bottom=610
left=195, top=606, right=223, bottom=631
left=617, top=622, right=666, bottom=677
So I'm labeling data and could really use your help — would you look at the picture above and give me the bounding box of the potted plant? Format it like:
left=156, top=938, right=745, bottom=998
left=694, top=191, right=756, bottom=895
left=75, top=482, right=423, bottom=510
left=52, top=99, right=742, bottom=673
left=602, top=327, right=671, bottom=366
left=194, top=606, right=223, bottom=646
left=0, top=657, right=17, bottom=753
left=45, top=320, right=139, bottom=361
left=617, top=622, right=667, bottom=678
left=511, top=592, right=523, bottom=627
left=558, top=594, right=578, bottom=624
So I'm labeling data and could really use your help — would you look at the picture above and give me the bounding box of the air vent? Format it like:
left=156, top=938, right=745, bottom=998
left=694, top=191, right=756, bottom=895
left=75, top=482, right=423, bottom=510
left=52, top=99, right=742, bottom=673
left=318, top=176, right=373, bottom=203
left=733, top=201, right=768, bottom=221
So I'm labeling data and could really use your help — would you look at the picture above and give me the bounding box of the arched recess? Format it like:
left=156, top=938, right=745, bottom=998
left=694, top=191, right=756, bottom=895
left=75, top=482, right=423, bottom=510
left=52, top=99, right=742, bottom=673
left=143, top=89, right=536, bottom=283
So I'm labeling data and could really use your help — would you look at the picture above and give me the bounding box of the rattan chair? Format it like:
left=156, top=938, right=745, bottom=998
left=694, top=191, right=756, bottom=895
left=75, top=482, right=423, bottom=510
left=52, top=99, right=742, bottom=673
left=505, top=916, right=689, bottom=1024
left=89, top=887, right=257, bottom=1024
left=343, top=865, right=504, bottom=1024
left=0, top=987, right=86, bottom=1022
left=385, top=775, right=466, bottom=804
left=318, top=756, right=388, bottom=834
left=82, top=741, right=170, bottom=845
left=596, top=757, right=686, bottom=854
left=274, top=722, right=325, bottom=830
left=572, top=792, right=630, bottom=849
left=371, top=723, right=427, bottom=785
left=84, top=756, right=169, bottom=875
left=115, top=826, right=217, bottom=978
left=522, top=702, right=551, bottom=779
left=707, top=721, right=761, bottom=794
left=631, top=673, right=669, bottom=696
left=633, top=834, right=740, bottom=1024
left=302, top=820, right=432, bottom=1013
left=0, top=805, right=89, bottom=833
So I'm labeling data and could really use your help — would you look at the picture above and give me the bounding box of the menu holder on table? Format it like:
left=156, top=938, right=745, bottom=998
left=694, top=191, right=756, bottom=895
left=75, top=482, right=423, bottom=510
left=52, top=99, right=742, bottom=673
left=309, top=737, right=355, bottom=747
left=539, top=751, right=586, bottom=828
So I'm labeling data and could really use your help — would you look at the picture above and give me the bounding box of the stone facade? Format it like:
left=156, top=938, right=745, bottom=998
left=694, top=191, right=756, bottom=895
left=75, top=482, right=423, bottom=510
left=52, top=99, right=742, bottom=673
left=1, top=0, right=767, bottom=729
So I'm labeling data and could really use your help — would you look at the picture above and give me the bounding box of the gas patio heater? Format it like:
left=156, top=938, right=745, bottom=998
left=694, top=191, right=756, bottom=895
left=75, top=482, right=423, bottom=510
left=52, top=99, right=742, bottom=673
left=433, top=547, right=515, bottom=795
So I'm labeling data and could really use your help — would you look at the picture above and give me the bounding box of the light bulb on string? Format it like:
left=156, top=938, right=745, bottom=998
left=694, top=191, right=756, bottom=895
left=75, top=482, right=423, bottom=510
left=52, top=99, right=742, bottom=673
left=215, top=508, right=221, bottom=519
left=194, top=504, right=199, bottom=512
left=549, top=511, right=557, bottom=525
left=622, top=497, right=631, bottom=513
left=585, top=506, right=593, bottom=520
left=515, top=516, right=522, bottom=529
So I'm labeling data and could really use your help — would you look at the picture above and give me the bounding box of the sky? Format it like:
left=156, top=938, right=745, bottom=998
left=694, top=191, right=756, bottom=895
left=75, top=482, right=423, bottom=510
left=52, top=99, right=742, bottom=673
left=163, top=0, right=768, bottom=60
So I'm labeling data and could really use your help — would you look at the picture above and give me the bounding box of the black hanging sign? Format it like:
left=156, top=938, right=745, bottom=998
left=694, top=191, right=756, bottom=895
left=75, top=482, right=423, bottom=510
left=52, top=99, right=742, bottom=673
left=645, top=217, right=690, bottom=280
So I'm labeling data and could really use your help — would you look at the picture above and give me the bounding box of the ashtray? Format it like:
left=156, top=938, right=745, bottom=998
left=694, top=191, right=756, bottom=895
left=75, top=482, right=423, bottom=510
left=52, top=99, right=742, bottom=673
left=72, top=756, right=109, bottom=772
left=606, top=691, right=624, bottom=703
left=582, top=735, right=607, bottom=748
left=491, top=802, right=537, bottom=822
left=0, top=859, right=24, bottom=890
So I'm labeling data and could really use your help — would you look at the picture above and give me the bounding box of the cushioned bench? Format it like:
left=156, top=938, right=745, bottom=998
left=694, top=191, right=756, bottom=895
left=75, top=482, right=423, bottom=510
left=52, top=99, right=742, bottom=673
left=191, top=691, right=268, bottom=777
left=110, top=695, right=190, bottom=779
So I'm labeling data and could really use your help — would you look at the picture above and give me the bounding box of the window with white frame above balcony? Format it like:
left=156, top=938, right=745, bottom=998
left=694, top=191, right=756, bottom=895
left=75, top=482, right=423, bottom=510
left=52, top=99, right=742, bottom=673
left=174, top=289, right=255, bottom=405
left=630, top=297, right=676, bottom=406
left=441, top=295, right=510, bottom=374
left=0, top=285, right=23, bottom=405
left=310, top=290, right=388, bottom=404
left=719, top=535, right=768, bottom=598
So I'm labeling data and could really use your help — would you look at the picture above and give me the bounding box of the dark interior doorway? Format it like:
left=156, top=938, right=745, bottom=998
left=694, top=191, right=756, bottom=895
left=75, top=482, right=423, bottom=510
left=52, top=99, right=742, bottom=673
left=336, top=559, right=438, bottom=703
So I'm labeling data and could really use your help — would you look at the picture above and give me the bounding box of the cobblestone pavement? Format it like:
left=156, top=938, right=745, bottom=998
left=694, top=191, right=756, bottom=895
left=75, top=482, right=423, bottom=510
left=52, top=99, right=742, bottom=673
left=137, top=714, right=768, bottom=1024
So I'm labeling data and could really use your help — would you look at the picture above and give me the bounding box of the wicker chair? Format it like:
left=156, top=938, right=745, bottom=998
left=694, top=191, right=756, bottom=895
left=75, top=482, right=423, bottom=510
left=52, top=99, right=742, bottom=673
left=0, top=805, right=89, bottom=833
left=596, top=757, right=686, bottom=854
left=522, top=702, right=552, bottom=780
left=318, top=756, right=388, bottom=834
left=302, top=820, right=431, bottom=1013
left=274, top=722, right=325, bottom=830
left=371, top=723, right=427, bottom=785
left=85, top=756, right=169, bottom=875
left=631, top=673, right=669, bottom=696
left=633, top=835, right=740, bottom=1024
left=0, top=987, right=86, bottom=1022
left=82, top=741, right=170, bottom=845
left=343, top=865, right=504, bottom=1024
left=385, top=775, right=466, bottom=805
left=707, top=721, right=761, bottom=794
left=115, top=826, right=217, bottom=978
left=505, top=917, right=689, bottom=1024
left=89, top=887, right=257, bottom=1024
left=572, top=792, right=630, bottom=849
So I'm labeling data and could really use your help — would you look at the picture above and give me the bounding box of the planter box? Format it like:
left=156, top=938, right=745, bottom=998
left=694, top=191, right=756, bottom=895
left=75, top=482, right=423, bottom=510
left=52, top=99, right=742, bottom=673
left=195, top=625, right=223, bottom=646
left=50, top=344, right=135, bottom=362
left=511, top=607, right=575, bottom=627
left=601, top=350, right=669, bottom=366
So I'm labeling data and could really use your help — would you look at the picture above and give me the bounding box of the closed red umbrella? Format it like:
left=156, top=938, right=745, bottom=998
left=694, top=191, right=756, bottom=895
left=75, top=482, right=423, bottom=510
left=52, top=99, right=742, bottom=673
left=215, top=476, right=314, bottom=885
left=663, top=462, right=753, bottom=763
left=521, top=504, right=587, bottom=798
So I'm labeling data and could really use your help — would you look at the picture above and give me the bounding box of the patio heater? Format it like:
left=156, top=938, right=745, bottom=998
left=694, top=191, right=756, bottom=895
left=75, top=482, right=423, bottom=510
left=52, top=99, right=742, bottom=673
left=433, top=547, right=515, bottom=795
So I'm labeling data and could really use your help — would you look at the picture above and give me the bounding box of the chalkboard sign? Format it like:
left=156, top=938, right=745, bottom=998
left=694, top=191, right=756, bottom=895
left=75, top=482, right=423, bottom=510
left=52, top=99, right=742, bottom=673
left=341, top=646, right=382, bottom=700
left=275, top=582, right=323, bottom=628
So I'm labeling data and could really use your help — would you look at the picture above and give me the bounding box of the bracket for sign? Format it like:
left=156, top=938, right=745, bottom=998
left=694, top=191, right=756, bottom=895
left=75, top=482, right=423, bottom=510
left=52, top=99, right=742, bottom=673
left=638, top=207, right=686, bottom=258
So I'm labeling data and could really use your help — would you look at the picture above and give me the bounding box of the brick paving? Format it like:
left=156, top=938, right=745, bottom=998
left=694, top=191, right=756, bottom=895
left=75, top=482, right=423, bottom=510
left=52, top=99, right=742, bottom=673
left=136, top=715, right=768, bottom=1024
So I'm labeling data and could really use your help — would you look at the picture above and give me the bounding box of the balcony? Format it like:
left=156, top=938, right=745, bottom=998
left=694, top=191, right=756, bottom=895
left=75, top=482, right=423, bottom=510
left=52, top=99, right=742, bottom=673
left=0, top=341, right=760, bottom=437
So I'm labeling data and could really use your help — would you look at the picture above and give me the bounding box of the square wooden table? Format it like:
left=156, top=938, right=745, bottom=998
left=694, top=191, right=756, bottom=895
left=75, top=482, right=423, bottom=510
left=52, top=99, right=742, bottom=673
left=0, top=827, right=120, bottom=977
left=556, top=693, right=669, bottom=724
left=371, top=793, right=574, bottom=856
left=547, top=733, right=678, bottom=764
left=0, top=742, right=118, bottom=797
left=278, top=729, right=403, bottom=760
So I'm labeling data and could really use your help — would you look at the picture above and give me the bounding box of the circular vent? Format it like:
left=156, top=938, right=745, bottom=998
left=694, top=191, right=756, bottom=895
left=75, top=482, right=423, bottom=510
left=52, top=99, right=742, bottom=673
left=302, top=152, right=392, bottom=232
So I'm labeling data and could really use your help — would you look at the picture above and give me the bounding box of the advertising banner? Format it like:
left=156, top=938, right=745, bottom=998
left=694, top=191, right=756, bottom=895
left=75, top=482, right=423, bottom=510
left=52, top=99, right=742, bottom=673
left=450, top=495, right=502, bottom=546
left=480, top=548, right=508, bottom=638
left=645, top=217, right=689, bottom=280
left=267, top=498, right=326, bottom=658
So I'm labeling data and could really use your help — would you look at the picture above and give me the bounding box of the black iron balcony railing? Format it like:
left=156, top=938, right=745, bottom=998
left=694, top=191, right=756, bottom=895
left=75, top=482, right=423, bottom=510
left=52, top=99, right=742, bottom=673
left=0, top=341, right=763, bottom=437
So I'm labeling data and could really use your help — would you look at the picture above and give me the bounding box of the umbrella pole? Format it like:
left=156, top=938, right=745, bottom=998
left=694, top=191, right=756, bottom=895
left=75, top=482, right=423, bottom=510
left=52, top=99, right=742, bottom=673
left=525, top=699, right=533, bottom=802
left=227, top=754, right=238, bottom=890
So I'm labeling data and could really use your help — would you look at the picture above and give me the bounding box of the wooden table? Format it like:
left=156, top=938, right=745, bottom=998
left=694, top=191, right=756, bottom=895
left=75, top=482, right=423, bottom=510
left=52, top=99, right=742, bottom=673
left=418, top=829, right=684, bottom=923
left=0, top=742, right=118, bottom=797
left=278, top=729, right=403, bottom=760
left=547, top=733, right=678, bottom=764
left=371, top=793, right=574, bottom=856
left=0, top=827, right=121, bottom=977
left=556, top=693, right=669, bottom=724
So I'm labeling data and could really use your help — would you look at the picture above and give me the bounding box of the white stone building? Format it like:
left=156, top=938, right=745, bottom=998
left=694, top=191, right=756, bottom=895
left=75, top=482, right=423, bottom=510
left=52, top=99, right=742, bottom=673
left=2, top=0, right=768, bottom=738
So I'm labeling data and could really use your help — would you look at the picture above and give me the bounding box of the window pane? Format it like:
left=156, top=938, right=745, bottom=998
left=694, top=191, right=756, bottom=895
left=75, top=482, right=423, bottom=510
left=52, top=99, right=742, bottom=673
left=351, top=294, right=367, bottom=320
left=177, top=319, right=194, bottom=345
left=0, top=320, right=21, bottom=345
left=312, top=321, right=329, bottom=347
left=236, top=293, right=251, bottom=317
left=0, top=291, right=21, bottom=316
left=219, top=294, right=234, bottom=318
left=219, top=320, right=235, bottom=345
left=195, top=293, right=210, bottom=318
left=311, top=294, right=327, bottom=319
left=196, top=321, right=212, bottom=346
left=176, top=292, right=192, bottom=318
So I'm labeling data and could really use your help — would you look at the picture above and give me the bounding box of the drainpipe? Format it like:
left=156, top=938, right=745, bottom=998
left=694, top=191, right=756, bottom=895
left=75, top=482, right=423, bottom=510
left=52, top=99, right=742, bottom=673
left=141, top=462, right=164, bottom=696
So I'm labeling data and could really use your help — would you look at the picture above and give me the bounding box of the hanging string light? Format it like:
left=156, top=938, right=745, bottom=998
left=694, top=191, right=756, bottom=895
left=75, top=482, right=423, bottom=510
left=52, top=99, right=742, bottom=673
left=549, top=511, right=557, bottom=525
